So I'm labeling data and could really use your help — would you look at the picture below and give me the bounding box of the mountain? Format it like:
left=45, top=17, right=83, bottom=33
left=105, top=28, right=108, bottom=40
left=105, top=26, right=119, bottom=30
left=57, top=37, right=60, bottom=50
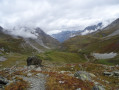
left=52, top=31, right=81, bottom=42
left=52, top=22, right=103, bottom=42
left=62, top=18, right=119, bottom=53
left=0, top=26, right=59, bottom=54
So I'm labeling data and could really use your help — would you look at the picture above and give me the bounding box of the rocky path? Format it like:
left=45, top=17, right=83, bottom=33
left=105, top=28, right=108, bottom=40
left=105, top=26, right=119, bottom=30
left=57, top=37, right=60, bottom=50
left=20, top=73, right=46, bottom=90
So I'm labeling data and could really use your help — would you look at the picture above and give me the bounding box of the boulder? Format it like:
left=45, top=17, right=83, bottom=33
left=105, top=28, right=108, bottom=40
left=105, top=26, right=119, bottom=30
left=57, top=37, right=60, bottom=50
left=27, top=56, right=42, bottom=66
left=28, top=65, right=36, bottom=70
left=74, top=71, right=91, bottom=81
left=35, top=67, right=42, bottom=71
left=0, top=77, right=8, bottom=88
left=89, top=73, right=96, bottom=77
left=113, top=71, right=119, bottom=76
left=27, top=73, right=32, bottom=77
left=103, top=72, right=113, bottom=76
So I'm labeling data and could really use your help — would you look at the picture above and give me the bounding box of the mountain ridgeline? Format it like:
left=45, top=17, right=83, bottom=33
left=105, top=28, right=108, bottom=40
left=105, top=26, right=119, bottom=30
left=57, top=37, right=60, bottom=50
left=62, top=18, right=119, bottom=53
left=0, top=26, right=59, bottom=54
left=52, top=22, right=103, bottom=42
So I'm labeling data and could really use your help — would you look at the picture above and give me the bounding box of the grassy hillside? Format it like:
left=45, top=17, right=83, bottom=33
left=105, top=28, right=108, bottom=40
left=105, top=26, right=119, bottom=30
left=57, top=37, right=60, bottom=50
left=37, top=51, right=86, bottom=64
left=0, top=33, right=37, bottom=54
left=0, top=53, right=28, bottom=68
left=62, top=31, right=119, bottom=53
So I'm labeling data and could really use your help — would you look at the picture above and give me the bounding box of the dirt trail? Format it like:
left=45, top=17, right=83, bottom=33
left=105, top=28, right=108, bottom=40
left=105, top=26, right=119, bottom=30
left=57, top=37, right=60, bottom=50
left=20, top=73, right=46, bottom=90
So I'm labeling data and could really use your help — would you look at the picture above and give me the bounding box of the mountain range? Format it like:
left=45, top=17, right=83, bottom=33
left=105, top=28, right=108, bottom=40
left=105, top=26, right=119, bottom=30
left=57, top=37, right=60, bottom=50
left=62, top=18, right=119, bottom=53
left=52, top=22, right=103, bottom=42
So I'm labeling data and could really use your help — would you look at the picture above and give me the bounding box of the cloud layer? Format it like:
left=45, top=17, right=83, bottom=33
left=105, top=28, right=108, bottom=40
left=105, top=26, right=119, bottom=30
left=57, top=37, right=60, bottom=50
left=0, top=0, right=119, bottom=34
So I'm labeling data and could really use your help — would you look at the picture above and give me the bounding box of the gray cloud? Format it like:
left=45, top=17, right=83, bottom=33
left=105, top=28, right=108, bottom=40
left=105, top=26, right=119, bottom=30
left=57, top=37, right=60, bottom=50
left=0, top=0, right=119, bottom=35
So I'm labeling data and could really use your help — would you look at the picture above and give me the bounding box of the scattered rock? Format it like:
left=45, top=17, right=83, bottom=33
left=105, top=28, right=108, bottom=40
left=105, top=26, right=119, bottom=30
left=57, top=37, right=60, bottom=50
left=28, top=65, right=36, bottom=70
left=89, top=73, right=96, bottom=77
left=68, top=74, right=74, bottom=77
left=103, top=72, right=113, bottom=76
left=59, top=81, right=64, bottom=84
left=76, top=88, right=81, bottom=90
left=35, top=67, right=42, bottom=71
left=74, top=71, right=91, bottom=81
left=115, top=64, right=119, bottom=67
left=92, top=85, right=105, bottom=90
left=0, top=56, right=7, bottom=62
left=103, top=71, right=119, bottom=77
left=113, top=71, right=119, bottom=76
left=105, top=80, right=109, bottom=84
left=109, top=66, right=115, bottom=70
left=36, top=73, right=42, bottom=77
left=60, top=71, right=70, bottom=74
left=27, top=73, right=32, bottom=77
left=94, top=81, right=99, bottom=85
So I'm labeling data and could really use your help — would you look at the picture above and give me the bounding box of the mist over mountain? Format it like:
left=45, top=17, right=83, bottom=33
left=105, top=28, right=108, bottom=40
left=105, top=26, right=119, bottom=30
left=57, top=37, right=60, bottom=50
left=62, top=18, right=119, bottom=53
left=0, top=26, right=59, bottom=53
left=0, top=0, right=119, bottom=90
left=52, top=22, right=103, bottom=42
left=0, top=0, right=119, bottom=34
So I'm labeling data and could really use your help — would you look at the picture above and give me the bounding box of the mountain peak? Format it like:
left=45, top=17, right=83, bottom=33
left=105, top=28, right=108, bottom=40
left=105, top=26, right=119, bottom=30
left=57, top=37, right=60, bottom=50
left=84, top=22, right=102, bottom=31
left=35, top=27, right=45, bottom=34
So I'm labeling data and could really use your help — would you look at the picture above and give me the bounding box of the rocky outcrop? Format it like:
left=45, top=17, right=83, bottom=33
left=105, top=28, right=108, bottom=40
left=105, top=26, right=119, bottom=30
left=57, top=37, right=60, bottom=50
left=27, top=56, right=42, bottom=66
left=74, top=71, right=91, bottom=81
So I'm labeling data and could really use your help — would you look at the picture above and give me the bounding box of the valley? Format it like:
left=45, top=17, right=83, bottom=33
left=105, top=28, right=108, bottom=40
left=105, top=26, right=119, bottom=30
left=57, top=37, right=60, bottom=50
left=0, top=18, right=119, bottom=90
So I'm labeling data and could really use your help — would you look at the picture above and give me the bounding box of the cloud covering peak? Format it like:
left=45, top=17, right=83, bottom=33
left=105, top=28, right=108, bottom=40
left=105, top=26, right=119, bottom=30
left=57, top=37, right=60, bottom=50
left=0, top=0, right=119, bottom=34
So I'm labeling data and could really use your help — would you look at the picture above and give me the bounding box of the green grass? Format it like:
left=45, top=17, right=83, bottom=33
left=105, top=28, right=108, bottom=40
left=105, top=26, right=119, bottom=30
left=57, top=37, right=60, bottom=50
left=0, top=53, right=28, bottom=68
left=95, top=59, right=114, bottom=65
left=37, top=51, right=86, bottom=64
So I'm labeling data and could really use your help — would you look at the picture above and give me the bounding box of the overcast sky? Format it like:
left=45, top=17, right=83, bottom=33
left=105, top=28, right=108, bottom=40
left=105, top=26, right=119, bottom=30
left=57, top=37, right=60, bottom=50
left=0, top=0, right=119, bottom=34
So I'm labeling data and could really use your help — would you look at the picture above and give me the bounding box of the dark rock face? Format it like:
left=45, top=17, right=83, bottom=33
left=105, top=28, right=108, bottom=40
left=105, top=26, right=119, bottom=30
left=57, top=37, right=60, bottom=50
left=27, top=56, right=42, bottom=66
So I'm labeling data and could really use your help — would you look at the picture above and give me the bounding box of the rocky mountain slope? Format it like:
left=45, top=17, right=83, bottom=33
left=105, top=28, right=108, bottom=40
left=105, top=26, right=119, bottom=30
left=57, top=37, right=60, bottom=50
left=62, top=18, right=119, bottom=53
left=52, top=22, right=103, bottom=42
left=0, top=26, right=59, bottom=54
left=62, top=18, right=119, bottom=65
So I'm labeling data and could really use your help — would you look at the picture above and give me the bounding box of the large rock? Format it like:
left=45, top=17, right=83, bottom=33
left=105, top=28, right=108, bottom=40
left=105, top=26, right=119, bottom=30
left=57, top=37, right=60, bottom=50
left=27, top=56, right=42, bottom=66
left=35, top=67, right=42, bottom=71
left=74, top=71, right=91, bottom=81
left=28, top=65, right=36, bottom=70
left=103, top=72, right=113, bottom=76
left=113, top=71, right=119, bottom=76
left=0, top=77, right=8, bottom=88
